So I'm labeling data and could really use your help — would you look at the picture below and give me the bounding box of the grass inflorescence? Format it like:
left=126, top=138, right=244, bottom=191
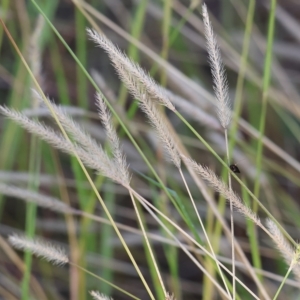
left=1, top=1, right=300, bottom=299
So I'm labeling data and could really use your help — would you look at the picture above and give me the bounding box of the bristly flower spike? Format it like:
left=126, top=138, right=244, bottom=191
left=8, top=234, right=68, bottom=266
left=202, top=4, right=232, bottom=129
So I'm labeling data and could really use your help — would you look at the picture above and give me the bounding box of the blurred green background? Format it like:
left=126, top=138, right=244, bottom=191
left=1, top=0, right=300, bottom=299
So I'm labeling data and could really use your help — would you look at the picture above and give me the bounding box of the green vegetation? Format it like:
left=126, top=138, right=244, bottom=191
left=1, top=1, right=300, bottom=299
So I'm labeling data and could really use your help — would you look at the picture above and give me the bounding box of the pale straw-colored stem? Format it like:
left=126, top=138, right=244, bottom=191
left=225, top=129, right=235, bottom=299
left=128, top=188, right=167, bottom=297
left=129, top=188, right=260, bottom=299
left=131, top=191, right=231, bottom=299
left=178, top=167, right=231, bottom=298
left=68, top=263, right=140, bottom=299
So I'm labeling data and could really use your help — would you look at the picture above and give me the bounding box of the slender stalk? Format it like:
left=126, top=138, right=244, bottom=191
left=21, top=135, right=41, bottom=300
left=175, top=110, right=296, bottom=247
left=22, top=19, right=44, bottom=297
left=69, top=263, right=141, bottom=300
left=73, top=11, right=90, bottom=297
left=161, top=0, right=171, bottom=86
left=130, top=189, right=260, bottom=299
left=132, top=191, right=231, bottom=300
left=0, top=0, right=10, bottom=50
left=51, top=152, right=80, bottom=300
left=253, top=0, right=277, bottom=200
left=75, top=7, right=88, bottom=109
left=272, top=265, right=292, bottom=300
left=225, top=128, right=235, bottom=299
left=253, top=0, right=277, bottom=285
left=229, top=0, right=255, bottom=153
left=178, top=167, right=231, bottom=298
left=128, top=189, right=167, bottom=298
left=117, top=0, right=147, bottom=111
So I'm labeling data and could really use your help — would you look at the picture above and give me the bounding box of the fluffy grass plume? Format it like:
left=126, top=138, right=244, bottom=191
left=0, top=102, right=125, bottom=185
left=90, top=291, right=113, bottom=300
left=87, top=28, right=175, bottom=111
left=8, top=234, right=68, bottom=266
left=202, top=4, right=231, bottom=129
left=183, top=155, right=261, bottom=226
left=96, top=93, right=131, bottom=185
left=266, top=219, right=300, bottom=281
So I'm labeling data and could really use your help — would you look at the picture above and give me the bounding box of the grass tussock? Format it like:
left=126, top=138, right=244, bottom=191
left=1, top=1, right=300, bottom=299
